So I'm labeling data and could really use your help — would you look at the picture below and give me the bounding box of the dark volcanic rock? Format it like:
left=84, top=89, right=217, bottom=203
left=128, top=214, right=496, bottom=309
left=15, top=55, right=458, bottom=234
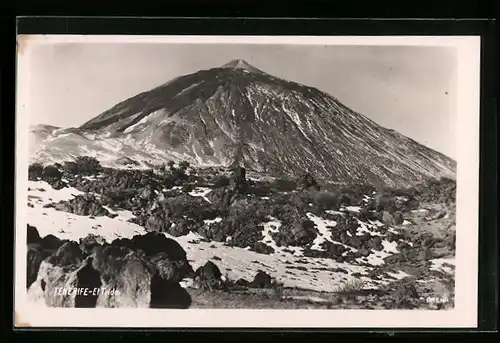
left=149, top=276, right=192, bottom=309
left=194, top=260, right=224, bottom=291
left=368, top=236, right=384, bottom=251
left=79, top=234, right=106, bottom=254
left=196, top=260, right=222, bottom=280
left=229, top=166, right=248, bottom=194
left=54, top=194, right=116, bottom=218
left=47, top=241, right=85, bottom=267
left=273, top=219, right=318, bottom=247
left=380, top=211, right=395, bottom=225
left=394, top=211, right=404, bottom=225
left=90, top=247, right=156, bottom=307
left=27, top=224, right=41, bottom=244
left=41, top=234, right=65, bottom=251
left=27, top=244, right=49, bottom=289
left=112, top=232, right=194, bottom=279
left=253, top=241, right=275, bottom=255
left=208, top=187, right=237, bottom=211
left=249, top=270, right=273, bottom=288
left=27, top=232, right=193, bottom=309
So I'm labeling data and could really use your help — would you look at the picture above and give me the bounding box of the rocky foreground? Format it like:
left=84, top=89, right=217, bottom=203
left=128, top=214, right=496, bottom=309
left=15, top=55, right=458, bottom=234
left=25, top=157, right=456, bottom=309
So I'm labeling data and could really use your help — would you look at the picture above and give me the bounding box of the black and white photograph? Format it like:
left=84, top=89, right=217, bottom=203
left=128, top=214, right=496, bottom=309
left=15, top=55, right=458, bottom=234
left=15, top=35, right=480, bottom=328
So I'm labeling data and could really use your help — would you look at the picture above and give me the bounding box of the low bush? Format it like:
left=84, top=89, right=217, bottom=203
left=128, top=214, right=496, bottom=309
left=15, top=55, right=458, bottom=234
left=28, top=163, right=44, bottom=180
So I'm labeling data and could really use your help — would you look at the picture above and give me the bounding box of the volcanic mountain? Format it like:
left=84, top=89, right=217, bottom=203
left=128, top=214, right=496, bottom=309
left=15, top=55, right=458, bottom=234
left=29, top=59, right=456, bottom=187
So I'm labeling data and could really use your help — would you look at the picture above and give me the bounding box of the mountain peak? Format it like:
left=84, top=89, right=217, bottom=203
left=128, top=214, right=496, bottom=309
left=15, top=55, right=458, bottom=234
left=221, top=59, right=263, bottom=73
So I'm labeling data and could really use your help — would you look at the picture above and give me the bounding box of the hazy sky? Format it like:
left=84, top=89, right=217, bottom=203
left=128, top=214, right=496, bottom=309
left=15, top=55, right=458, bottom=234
left=28, top=42, right=457, bottom=159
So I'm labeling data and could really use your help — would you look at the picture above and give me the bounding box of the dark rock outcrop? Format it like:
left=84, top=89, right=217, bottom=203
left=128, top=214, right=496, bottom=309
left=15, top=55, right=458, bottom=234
left=27, top=244, right=49, bottom=289
left=194, top=260, right=224, bottom=291
left=253, top=241, right=275, bottom=255
left=249, top=270, right=273, bottom=288
left=272, top=219, right=318, bottom=247
left=297, top=173, right=320, bottom=191
left=27, top=224, right=41, bottom=244
left=53, top=194, right=116, bottom=218
left=229, top=166, right=248, bottom=194
left=27, top=232, right=193, bottom=309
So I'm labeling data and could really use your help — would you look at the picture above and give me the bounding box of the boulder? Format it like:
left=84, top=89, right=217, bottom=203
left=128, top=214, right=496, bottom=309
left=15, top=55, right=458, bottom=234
left=27, top=224, right=41, bottom=244
left=112, top=232, right=194, bottom=280
left=54, top=194, right=115, bottom=218
left=273, top=219, right=318, bottom=247
left=230, top=166, right=248, bottom=194
left=28, top=233, right=193, bottom=309
left=249, top=270, right=273, bottom=288
left=253, top=242, right=275, bottom=255
left=195, top=260, right=222, bottom=280
left=26, top=244, right=49, bottom=289
left=380, top=211, right=395, bottom=225
left=194, top=260, right=224, bottom=291
left=79, top=234, right=106, bottom=254
left=393, top=211, right=404, bottom=225
left=41, top=234, right=65, bottom=251
left=27, top=242, right=88, bottom=307
left=368, top=236, right=384, bottom=251
left=391, top=279, right=420, bottom=301
left=348, top=236, right=363, bottom=249
left=323, top=241, right=348, bottom=259
left=90, top=245, right=157, bottom=308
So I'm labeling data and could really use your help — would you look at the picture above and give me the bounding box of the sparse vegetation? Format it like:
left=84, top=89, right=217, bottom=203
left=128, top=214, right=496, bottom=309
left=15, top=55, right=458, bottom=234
left=26, top=156, right=456, bottom=309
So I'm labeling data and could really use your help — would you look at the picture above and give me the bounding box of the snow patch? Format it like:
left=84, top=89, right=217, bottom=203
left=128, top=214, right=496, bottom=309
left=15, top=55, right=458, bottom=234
left=204, top=217, right=222, bottom=225
left=306, top=212, right=337, bottom=251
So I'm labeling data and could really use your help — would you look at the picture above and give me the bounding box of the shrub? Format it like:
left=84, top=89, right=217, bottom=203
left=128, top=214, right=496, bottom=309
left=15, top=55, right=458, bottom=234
left=28, top=163, right=44, bottom=180
left=41, top=165, right=62, bottom=181
left=63, top=156, right=102, bottom=175
left=269, top=178, right=297, bottom=192
left=212, top=175, right=230, bottom=188
left=101, top=188, right=138, bottom=209
left=312, top=191, right=340, bottom=210
left=178, top=160, right=190, bottom=170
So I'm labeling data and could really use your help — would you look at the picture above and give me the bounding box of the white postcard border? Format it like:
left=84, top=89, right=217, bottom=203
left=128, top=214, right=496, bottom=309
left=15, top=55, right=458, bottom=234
left=15, top=35, right=480, bottom=328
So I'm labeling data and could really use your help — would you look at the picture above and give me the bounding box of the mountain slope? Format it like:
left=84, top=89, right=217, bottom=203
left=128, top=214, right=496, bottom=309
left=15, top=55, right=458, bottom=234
left=30, top=59, right=456, bottom=187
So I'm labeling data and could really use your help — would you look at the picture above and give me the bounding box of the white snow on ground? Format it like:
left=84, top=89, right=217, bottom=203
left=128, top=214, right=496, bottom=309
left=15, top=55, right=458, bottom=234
left=306, top=212, right=336, bottom=251
left=356, top=220, right=384, bottom=237
left=430, top=258, right=456, bottom=274
left=27, top=183, right=147, bottom=242
left=102, top=206, right=136, bottom=222
left=258, top=216, right=281, bottom=247
left=256, top=217, right=304, bottom=257
left=25, top=181, right=412, bottom=293
left=381, top=240, right=399, bottom=254
left=412, top=209, right=428, bottom=213
left=189, top=187, right=212, bottom=203
left=355, top=241, right=399, bottom=267
left=27, top=181, right=84, bottom=203
left=204, top=217, right=222, bottom=225
left=386, top=270, right=411, bottom=280
left=343, top=206, right=361, bottom=213
left=355, top=250, right=385, bottom=266
left=326, top=210, right=344, bottom=216
left=168, top=235, right=380, bottom=292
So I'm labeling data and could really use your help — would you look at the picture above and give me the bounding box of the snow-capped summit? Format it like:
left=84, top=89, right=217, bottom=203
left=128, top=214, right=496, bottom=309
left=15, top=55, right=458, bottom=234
left=221, top=59, right=264, bottom=74
left=29, top=60, right=456, bottom=187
